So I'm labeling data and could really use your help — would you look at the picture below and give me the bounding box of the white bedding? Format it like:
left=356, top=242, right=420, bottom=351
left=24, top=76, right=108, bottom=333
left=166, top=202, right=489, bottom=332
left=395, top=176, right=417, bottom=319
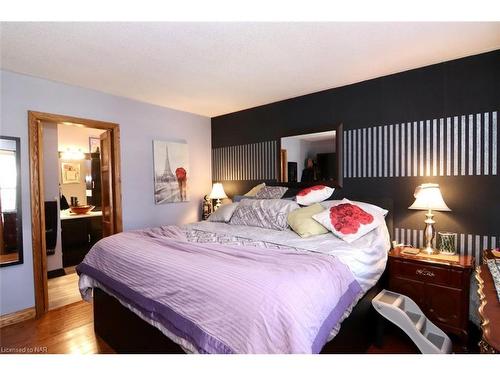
left=189, top=220, right=391, bottom=292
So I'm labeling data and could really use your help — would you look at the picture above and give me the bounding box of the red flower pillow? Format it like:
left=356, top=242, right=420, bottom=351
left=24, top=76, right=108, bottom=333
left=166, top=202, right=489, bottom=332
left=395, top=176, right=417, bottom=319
left=296, top=185, right=334, bottom=206
left=312, top=199, right=384, bottom=243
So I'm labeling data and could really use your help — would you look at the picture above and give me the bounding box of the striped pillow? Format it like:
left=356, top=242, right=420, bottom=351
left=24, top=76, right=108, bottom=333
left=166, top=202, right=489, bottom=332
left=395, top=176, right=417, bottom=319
left=229, top=199, right=299, bottom=231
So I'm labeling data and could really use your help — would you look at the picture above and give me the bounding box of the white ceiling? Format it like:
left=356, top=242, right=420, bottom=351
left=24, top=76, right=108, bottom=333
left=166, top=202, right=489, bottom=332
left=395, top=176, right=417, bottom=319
left=1, top=22, right=499, bottom=117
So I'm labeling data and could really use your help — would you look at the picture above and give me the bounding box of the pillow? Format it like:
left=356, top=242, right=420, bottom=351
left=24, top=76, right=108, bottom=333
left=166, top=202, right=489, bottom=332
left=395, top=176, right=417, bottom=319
left=207, top=202, right=239, bottom=223
left=233, top=195, right=255, bottom=202
left=296, top=185, right=334, bottom=206
left=221, top=197, right=233, bottom=205
left=254, top=186, right=288, bottom=199
left=312, top=198, right=385, bottom=243
left=287, top=203, right=329, bottom=238
left=320, top=199, right=388, bottom=217
left=244, top=183, right=266, bottom=197
left=229, top=199, right=299, bottom=231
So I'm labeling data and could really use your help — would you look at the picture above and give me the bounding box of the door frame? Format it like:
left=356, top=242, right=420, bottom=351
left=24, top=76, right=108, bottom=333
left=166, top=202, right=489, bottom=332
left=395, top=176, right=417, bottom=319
left=28, top=111, right=123, bottom=317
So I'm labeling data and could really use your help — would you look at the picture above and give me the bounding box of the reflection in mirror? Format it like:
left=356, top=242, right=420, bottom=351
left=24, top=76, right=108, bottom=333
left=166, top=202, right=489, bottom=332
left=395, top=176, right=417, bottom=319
left=0, top=136, right=23, bottom=267
left=280, top=130, right=337, bottom=183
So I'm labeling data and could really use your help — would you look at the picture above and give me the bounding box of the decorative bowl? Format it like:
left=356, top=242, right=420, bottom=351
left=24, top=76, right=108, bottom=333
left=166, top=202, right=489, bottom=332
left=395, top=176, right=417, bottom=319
left=69, top=205, right=95, bottom=215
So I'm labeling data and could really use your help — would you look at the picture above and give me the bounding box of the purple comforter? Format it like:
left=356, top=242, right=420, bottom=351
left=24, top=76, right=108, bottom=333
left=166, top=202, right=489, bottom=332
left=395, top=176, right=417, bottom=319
left=77, top=226, right=361, bottom=354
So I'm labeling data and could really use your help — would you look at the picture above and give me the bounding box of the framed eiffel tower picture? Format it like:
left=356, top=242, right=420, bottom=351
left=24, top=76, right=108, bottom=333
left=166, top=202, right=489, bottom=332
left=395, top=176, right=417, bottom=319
left=153, top=140, right=189, bottom=204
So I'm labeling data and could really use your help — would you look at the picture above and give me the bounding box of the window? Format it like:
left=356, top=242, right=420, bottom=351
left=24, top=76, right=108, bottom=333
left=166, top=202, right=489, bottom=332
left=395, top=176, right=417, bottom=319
left=0, top=149, right=17, bottom=211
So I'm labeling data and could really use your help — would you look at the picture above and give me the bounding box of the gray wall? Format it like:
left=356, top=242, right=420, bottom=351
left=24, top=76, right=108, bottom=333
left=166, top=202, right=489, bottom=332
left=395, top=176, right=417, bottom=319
left=0, top=70, right=212, bottom=315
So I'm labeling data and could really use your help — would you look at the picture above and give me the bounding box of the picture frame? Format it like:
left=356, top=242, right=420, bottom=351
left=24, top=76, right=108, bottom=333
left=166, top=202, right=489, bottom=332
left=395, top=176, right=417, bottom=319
left=89, top=136, right=100, bottom=153
left=61, top=162, right=81, bottom=184
left=153, top=140, right=189, bottom=204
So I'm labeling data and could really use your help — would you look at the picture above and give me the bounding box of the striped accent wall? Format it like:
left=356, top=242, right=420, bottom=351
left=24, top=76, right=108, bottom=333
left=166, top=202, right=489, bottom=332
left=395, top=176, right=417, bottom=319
left=212, top=140, right=277, bottom=181
left=394, top=228, right=497, bottom=265
left=343, top=111, right=498, bottom=178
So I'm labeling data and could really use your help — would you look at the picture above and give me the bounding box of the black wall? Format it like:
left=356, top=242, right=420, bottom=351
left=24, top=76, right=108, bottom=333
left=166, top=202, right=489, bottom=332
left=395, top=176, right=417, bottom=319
left=211, top=50, right=500, bottom=262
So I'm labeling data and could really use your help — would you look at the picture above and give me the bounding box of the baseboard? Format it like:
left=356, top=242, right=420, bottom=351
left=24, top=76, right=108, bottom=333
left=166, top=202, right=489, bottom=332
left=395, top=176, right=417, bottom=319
left=0, top=307, right=36, bottom=328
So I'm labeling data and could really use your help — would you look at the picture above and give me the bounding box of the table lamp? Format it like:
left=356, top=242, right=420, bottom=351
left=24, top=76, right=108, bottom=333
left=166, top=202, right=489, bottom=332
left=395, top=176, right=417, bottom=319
left=209, top=182, right=227, bottom=211
left=408, top=183, right=451, bottom=255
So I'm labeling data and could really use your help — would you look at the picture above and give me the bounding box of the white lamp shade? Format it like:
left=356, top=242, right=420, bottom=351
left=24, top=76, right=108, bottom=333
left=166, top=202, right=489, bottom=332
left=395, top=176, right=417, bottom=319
left=408, top=183, right=451, bottom=211
left=209, top=183, right=227, bottom=199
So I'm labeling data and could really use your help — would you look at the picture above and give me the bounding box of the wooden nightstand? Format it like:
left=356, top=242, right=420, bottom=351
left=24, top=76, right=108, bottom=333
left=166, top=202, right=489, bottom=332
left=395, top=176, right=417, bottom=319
left=387, top=247, right=474, bottom=345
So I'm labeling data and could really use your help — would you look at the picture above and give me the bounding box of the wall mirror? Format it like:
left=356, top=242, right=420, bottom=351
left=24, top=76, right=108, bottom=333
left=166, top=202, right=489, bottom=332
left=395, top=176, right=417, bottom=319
left=0, top=136, right=23, bottom=267
left=279, top=124, right=343, bottom=188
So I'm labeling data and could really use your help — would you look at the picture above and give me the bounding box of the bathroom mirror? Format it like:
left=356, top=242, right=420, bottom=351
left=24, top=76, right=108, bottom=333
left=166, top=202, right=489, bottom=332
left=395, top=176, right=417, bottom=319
left=279, top=124, right=343, bottom=188
left=0, top=136, right=23, bottom=267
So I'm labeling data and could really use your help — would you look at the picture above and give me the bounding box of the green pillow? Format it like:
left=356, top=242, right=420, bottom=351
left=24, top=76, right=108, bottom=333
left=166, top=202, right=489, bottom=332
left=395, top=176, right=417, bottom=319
left=287, top=203, right=329, bottom=238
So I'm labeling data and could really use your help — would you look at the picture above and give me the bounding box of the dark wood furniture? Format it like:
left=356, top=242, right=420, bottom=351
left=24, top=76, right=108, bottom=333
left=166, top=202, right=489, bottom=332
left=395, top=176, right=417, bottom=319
left=61, top=216, right=102, bottom=267
left=388, top=247, right=473, bottom=344
left=476, top=250, right=500, bottom=353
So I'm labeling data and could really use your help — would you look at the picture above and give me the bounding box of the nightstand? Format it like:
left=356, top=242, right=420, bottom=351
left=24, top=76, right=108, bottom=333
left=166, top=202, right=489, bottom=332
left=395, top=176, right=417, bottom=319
left=387, top=247, right=474, bottom=345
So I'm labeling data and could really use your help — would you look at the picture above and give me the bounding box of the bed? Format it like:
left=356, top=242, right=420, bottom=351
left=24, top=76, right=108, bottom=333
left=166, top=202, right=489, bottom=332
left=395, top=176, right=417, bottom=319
left=77, top=197, right=393, bottom=354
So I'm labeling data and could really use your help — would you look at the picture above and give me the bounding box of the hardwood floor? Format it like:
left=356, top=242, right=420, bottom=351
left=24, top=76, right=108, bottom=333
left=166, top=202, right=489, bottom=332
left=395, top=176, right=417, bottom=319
left=48, top=272, right=81, bottom=311
left=0, top=301, right=114, bottom=354
left=0, top=300, right=477, bottom=354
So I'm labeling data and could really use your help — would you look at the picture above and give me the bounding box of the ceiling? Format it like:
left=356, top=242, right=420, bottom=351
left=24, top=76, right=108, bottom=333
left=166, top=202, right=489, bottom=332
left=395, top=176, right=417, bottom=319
left=1, top=22, right=499, bottom=117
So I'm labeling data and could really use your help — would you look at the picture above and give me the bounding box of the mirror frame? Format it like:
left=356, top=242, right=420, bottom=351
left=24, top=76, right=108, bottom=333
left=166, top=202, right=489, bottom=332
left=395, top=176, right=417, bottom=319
left=0, top=135, right=23, bottom=267
left=277, top=123, right=343, bottom=189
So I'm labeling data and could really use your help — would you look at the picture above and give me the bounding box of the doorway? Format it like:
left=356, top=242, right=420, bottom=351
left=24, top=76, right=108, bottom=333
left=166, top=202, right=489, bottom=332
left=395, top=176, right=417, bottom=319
left=28, top=111, right=123, bottom=317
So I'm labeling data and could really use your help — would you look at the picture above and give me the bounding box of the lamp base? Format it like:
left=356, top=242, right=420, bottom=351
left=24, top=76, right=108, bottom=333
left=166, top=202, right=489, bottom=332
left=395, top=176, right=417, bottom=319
left=421, top=209, right=439, bottom=255
left=421, top=246, right=439, bottom=255
left=213, top=198, right=222, bottom=211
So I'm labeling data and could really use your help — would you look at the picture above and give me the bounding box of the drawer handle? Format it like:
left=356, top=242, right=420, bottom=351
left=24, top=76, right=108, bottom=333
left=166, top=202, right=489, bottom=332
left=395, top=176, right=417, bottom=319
left=416, top=268, right=435, bottom=277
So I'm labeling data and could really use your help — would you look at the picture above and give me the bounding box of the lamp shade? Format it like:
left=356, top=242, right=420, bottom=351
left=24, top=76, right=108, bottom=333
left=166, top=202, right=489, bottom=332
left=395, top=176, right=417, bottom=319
left=408, top=183, right=451, bottom=211
left=209, top=183, right=227, bottom=199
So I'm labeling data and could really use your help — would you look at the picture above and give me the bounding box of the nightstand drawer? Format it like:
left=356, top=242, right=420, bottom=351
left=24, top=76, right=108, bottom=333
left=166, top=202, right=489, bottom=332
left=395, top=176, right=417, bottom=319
left=390, top=259, right=461, bottom=288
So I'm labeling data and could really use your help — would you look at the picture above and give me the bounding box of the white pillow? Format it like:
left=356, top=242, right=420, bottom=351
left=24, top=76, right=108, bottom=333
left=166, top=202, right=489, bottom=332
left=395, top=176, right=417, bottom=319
left=320, top=199, right=388, bottom=217
left=207, top=203, right=239, bottom=222
left=312, top=198, right=385, bottom=243
left=296, top=185, right=334, bottom=206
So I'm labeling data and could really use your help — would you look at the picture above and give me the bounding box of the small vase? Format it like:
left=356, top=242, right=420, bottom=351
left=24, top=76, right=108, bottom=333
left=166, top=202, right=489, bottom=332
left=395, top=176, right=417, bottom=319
left=438, top=232, right=457, bottom=255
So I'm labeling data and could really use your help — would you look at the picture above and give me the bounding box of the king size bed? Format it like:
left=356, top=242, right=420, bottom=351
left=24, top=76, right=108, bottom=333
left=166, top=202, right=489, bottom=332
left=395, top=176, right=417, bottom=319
left=77, top=196, right=393, bottom=354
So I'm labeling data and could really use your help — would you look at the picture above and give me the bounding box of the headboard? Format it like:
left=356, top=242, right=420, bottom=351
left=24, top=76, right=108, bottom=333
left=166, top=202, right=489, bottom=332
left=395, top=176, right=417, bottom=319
left=284, top=187, right=393, bottom=239
left=232, top=181, right=394, bottom=239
